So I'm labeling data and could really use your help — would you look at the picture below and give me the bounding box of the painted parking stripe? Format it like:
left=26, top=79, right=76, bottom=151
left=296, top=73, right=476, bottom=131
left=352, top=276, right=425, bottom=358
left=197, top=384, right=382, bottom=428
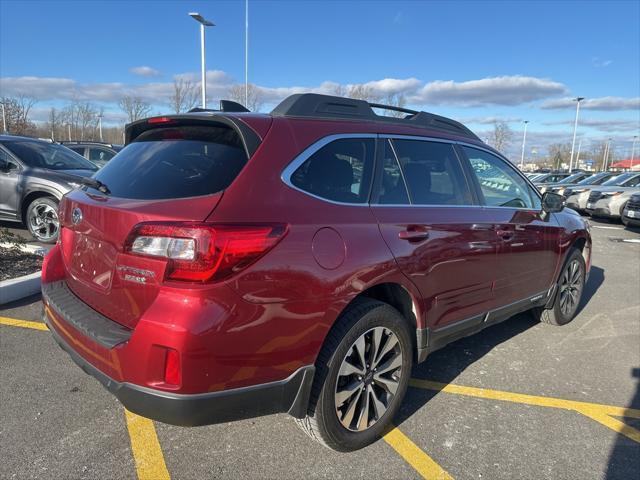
left=125, top=409, right=171, bottom=480
left=383, top=424, right=453, bottom=479
left=0, top=316, right=48, bottom=331
left=591, top=225, right=623, bottom=230
left=410, top=379, right=640, bottom=443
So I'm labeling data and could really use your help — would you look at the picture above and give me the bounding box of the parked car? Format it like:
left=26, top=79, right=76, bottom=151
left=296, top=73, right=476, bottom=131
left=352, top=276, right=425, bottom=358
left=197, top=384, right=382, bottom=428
left=533, top=172, right=573, bottom=186
left=585, top=176, right=640, bottom=219
left=563, top=172, right=639, bottom=213
left=41, top=94, right=591, bottom=452
left=537, top=171, right=592, bottom=193
left=61, top=141, right=123, bottom=168
left=622, top=192, right=640, bottom=228
left=0, top=135, right=98, bottom=243
left=551, top=171, right=617, bottom=198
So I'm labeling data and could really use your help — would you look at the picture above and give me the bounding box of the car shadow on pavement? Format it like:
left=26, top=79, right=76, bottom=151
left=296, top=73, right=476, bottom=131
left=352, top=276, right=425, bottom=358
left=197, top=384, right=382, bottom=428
left=606, top=367, right=640, bottom=480
left=393, top=265, right=608, bottom=452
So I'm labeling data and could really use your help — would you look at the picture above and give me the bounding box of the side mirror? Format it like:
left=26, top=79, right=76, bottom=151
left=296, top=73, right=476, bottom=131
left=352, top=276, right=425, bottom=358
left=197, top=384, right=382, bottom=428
left=541, top=191, right=565, bottom=213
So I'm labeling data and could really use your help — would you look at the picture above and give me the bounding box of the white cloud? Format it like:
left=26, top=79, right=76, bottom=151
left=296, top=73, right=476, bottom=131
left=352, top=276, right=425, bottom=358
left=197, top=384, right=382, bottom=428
left=410, top=76, right=567, bottom=107
left=129, top=66, right=161, bottom=77
left=592, top=57, right=613, bottom=68
left=543, top=118, right=640, bottom=132
left=457, top=116, right=524, bottom=125
left=540, top=96, right=640, bottom=111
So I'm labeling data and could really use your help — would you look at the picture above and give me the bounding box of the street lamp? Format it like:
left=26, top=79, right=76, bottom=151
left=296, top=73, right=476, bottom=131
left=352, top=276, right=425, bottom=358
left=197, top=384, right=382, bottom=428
left=1, top=102, right=7, bottom=134
left=569, top=96, right=585, bottom=172
left=519, top=120, right=529, bottom=170
left=189, top=12, right=215, bottom=109
left=603, top=138, right=612, bottom=170
left=631, top=135, right=638, bottom=161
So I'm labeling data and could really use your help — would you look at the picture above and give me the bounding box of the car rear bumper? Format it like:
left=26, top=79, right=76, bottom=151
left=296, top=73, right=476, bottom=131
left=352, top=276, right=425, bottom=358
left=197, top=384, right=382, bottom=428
left=43, top=307, right=315, bottom=425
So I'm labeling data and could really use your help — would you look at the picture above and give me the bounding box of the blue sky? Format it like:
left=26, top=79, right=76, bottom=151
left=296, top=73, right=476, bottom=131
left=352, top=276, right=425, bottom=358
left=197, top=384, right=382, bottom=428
left=1, top=0, right=639, bottom=158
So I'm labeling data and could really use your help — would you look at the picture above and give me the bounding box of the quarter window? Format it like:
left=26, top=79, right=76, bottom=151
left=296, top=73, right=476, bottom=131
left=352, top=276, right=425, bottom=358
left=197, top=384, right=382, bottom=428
left=462, top=146, right=541, bottom=209
left=378, top=140, right=410, bottom=205
left=391, top=139, right=471, bottom=205
left=290, top=138, right=375, bottom=204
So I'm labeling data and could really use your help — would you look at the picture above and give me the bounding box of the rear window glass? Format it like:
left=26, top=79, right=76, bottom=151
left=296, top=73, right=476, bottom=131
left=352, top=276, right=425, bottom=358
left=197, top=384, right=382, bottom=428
left=91, top=126, right=247, bottom=199
left=290, top=138, right=375, bottom=204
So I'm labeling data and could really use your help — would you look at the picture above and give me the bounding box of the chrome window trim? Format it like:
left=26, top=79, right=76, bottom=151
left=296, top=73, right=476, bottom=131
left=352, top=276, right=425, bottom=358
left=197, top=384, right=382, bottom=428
left=280, top=133, right=377, bottom=207
left=280, top=132, right=543, bottom=211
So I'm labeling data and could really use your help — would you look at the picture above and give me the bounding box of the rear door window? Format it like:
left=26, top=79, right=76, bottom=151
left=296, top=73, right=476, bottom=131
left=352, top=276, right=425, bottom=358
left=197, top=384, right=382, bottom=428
left=92, top=125, right=247, bottom=199
left=89, top=148, right=116, bottom=162
left=377, top=140, right=410, bottom=205
left=289, top=138, right=375, bottom=204
left=391, top=139, right=471, bottom=205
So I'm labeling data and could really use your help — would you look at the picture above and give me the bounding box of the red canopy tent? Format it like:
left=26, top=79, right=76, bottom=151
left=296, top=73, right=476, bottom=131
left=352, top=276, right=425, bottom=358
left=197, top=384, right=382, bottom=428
left=610, top=159, right=640, bottom=170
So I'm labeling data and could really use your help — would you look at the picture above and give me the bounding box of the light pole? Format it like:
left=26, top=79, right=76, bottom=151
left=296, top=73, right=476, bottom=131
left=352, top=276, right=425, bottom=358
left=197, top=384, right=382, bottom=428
left=1, top=102, right=7, bottom=133
left=519, top=120, right=529, bottom=170
left=98, top=113, right=103, bottom=142
left=603, top=138, right=612, bottom=170
left=631, top=135, right=638, bottom=161
left=189, top=12, right=215, bottom=109
left=245, top=0, right=249, bottom=106
left=569, top=97, right=584, bottom=171
left=575, top=138, right=583, bottom=169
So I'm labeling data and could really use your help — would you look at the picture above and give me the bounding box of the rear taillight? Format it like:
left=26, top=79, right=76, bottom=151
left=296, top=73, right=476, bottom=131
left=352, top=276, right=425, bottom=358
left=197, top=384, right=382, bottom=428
left=124, top=223, right=287, bottom=282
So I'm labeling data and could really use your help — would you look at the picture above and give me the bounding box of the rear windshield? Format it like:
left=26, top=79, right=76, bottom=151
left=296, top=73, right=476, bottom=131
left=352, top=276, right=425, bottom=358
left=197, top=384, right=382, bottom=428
left=91, top=125, right=247, bottom=199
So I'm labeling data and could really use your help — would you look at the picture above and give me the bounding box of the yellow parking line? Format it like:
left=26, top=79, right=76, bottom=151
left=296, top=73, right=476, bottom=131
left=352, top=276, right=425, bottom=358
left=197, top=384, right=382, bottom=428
left=410, top=378, right=640, bottom=443
left=383, top=424, right=454, bottom=480
left=124, top=409, right=171, bottom=480
left=0, top=316, right=48, bottom=331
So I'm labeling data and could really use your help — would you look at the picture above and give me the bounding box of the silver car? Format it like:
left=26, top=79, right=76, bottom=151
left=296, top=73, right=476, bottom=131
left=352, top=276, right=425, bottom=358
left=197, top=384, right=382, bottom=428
left=564, top=172, right=638, bottom=212
left=584, top=173, right=640, bottom=219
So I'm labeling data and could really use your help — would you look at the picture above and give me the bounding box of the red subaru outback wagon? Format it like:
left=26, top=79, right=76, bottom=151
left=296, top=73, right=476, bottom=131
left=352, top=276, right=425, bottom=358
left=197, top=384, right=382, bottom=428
left=42, top=94, right=591, bottom=451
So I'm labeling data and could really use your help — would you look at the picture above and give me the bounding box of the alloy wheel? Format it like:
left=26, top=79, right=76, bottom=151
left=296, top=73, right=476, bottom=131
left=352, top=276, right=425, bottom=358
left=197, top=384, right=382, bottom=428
left=559, top=259, right=583, bottom=317
left=28, top=202, right=59, bottom=242
left=334, top=327, right=403, bottom=432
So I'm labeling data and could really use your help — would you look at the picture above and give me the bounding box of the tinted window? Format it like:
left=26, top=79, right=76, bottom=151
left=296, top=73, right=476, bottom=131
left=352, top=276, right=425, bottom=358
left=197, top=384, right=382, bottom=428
left=290, top=138, right=374, bottom=204
left=89, top=148, right=116, bottom=162
left=390, top=140, right=470, bottom=205
left=463, top=146, right=540, bottom=209
left=602, top=173, right=637, bottom=186
left=68, top=146, right=85, bottom=155
left=92, top=125, right=247, bottom=200
left=378, top=140, right=410, bottom=204
left=2, top=140, right=97, bottom=171
left=558, top=172, right=587, bottom=184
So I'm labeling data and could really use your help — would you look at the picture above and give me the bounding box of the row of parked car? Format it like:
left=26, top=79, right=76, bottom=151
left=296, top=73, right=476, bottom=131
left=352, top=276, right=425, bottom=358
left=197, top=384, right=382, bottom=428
left=526, top=170, right=640, bottom=228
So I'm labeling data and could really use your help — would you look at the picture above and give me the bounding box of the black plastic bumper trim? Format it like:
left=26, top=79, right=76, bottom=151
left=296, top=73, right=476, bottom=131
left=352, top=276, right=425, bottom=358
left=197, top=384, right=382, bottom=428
left=42, top=281, right=131, bottom=349
left=44, top=310, right=315, bottom=426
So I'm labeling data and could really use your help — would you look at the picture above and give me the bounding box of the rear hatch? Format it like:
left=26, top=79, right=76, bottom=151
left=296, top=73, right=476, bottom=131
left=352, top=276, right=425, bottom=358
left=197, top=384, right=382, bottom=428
left=59, top=118, right=260, bottom=329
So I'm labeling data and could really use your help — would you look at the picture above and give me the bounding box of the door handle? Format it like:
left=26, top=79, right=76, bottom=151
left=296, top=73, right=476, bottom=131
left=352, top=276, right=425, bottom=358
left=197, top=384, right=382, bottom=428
left=496, top=229, right=514, bottom=241
left=399, top=229, right=430, bottom=241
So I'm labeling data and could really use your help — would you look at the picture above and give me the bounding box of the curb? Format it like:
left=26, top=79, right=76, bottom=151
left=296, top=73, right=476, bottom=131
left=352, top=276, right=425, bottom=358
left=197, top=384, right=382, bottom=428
left=0, top=272, right=42, bottom=305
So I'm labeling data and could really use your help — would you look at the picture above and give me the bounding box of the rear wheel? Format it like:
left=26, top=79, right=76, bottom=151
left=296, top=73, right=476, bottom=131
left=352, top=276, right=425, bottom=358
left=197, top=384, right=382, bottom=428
left=296, top=298, right=413, bottom=451
left=26, top=197, right=60, bottom=244
left=534, top=248, right=585, bottom=326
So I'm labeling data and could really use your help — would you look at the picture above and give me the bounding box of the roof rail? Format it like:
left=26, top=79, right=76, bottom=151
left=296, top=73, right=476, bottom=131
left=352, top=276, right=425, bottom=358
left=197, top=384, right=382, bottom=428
left=188, top=100, right=251, bottom=114
left=271, top=93, right=479, bottom=140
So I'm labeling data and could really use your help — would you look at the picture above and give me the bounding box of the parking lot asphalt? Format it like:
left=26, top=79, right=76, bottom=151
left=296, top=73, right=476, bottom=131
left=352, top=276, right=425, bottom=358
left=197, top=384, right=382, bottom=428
left=1, top=219, right=639, bottom=480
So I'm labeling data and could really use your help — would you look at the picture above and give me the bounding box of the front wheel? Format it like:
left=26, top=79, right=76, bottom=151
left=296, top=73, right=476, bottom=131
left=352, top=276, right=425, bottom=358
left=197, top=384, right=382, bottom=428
left=533, top=248, right=586, bottom=326
left=296, top=298, right=413, bottom=452
left=26, top=197, right=60, bottom=244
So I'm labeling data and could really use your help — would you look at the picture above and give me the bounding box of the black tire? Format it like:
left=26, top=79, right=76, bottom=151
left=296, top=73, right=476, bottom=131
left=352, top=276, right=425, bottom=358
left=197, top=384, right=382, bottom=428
left=296, top=298, right=413, bottom=452
left=620, top=202, right=629, bottom=226
left=533, top=248, right=586, bottom=326
left=26, top=197, right=60, bottom=244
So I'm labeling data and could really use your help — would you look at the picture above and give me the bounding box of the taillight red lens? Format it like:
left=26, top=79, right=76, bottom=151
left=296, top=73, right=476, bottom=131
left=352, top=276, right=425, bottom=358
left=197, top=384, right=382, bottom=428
left=147, top=116, right=174, bottom=124
left=124, top=223, right=287, bottom=282
left=164, top=348, right=181, bottom=386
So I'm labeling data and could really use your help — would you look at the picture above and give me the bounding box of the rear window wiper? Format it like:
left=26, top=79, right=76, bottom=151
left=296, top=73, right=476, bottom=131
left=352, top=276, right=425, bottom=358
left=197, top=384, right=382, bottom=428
left=80, top=177, right=111, bottom=194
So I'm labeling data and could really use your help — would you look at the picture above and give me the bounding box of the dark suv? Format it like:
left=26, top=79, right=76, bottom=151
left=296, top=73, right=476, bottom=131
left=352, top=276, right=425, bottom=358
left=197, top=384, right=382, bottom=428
left=41, top=94, right=591, bottom=451
left=0, top=135, right=98, bottom=243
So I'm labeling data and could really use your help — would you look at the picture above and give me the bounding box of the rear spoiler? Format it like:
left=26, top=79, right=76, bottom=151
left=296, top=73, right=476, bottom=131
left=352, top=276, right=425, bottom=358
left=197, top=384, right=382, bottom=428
left=124, top=114, right=262, bottom=158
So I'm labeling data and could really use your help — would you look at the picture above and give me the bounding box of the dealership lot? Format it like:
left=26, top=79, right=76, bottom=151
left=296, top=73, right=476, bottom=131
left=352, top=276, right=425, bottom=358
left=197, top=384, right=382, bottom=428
left=1, top=220, right=639, bottom=480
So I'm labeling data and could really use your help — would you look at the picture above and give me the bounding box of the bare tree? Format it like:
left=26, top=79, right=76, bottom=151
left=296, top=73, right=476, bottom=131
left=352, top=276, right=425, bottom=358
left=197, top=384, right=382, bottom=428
left=381, top=92, right=407, bottom=117
left=46, top=107, right=62, bottom=140
left=0, top=95, right=37, bottom=135
left=487, top=121, right=513, bottom=153
left=169, top=78, right=199, bottom=114
left=547, top=143, right=572, bottom=170
left=119, top=95, right=152, bottom=123
left=228, top=83, right=263, bottom=112
left=346, top=84, right=381, bottom=103
left=331, top=84, right=347, bottom=97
